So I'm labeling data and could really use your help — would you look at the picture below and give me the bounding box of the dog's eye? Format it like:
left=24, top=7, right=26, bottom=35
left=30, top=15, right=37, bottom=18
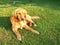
left=24, top=16, right=26, bottom=18
left=19, top=13, right=21, bottom=15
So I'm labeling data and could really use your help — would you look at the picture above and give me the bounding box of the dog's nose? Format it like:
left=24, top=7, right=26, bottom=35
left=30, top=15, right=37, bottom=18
left=21, top=18, right=24, bottom=20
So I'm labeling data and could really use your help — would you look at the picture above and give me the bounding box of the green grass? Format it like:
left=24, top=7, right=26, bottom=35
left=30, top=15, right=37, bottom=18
left=0, top=0, right=60, bottom=45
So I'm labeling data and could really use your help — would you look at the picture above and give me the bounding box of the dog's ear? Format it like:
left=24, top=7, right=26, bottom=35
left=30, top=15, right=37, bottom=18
left=12, top=8, right=20, bottom=17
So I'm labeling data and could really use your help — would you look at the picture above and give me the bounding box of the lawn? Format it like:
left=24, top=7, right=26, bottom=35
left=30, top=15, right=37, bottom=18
left=0, top=0, right=60, bottom=45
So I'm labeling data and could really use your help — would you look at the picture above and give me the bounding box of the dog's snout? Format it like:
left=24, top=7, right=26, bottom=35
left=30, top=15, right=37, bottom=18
left=21, top=18, right=24, bottom=20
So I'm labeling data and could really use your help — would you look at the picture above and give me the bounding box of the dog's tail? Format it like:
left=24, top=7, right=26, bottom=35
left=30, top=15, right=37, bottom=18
left=31, top=16, right=40, bottom=19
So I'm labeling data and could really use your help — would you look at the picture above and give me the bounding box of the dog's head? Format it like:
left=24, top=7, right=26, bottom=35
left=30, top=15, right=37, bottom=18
left=13, top=8, right=27, bottom=21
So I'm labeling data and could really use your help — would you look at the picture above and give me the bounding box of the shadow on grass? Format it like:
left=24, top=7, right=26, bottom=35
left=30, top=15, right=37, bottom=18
left=0, top=17, right=11, bottom=30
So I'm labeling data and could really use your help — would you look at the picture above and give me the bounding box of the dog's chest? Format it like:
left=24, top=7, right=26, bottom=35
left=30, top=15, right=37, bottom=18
left=14, top=21, right=26, bottom=29
left=20, top=21, right=26, bottom=29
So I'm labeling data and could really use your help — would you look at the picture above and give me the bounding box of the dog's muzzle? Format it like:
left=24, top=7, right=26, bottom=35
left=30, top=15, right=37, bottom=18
left=21, top=18, right=24, bottom=21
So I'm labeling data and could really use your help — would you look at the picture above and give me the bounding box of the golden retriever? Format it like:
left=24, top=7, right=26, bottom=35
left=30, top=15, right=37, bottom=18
left=10, top=8, right=40, bottom=41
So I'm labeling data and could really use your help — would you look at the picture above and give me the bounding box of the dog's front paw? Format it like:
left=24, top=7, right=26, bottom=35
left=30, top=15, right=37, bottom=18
left=35, top=31, right=40, bottom=35
left=34, top=24, right=37, bottom=26
left=17, top=36, right=22, bottom=41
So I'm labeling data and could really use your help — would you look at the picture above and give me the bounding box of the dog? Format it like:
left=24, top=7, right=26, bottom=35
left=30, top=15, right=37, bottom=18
left=10, top=8, right=40, bottom=41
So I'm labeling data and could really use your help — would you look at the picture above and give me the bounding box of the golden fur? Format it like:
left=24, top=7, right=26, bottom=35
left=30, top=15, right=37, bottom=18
left=10, top=8, right=40, bottom=41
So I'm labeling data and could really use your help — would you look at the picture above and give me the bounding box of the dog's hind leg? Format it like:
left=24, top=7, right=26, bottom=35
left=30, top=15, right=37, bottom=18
left=12, top=26, right=22, bottom=41
left=31, top=16, right=40, bottom=19
left=24, top=25, right=40, bottom=35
